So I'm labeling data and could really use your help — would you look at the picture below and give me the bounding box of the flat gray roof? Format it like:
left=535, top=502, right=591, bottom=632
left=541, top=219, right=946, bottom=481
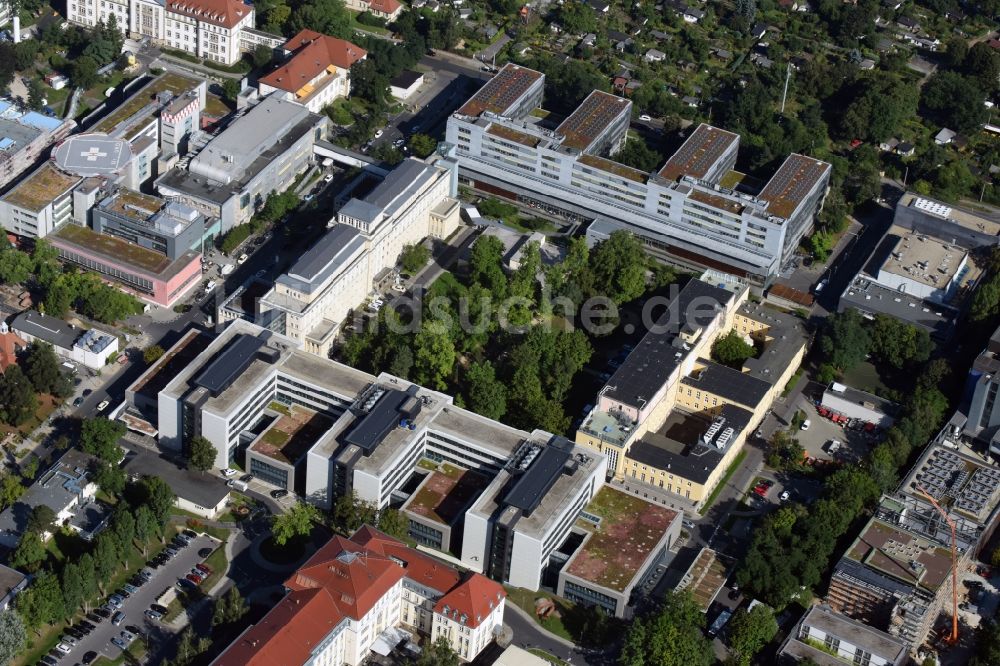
left=190, top=96, right=311, bottom=186
left=781, top=605, right=907, bottom=665
left=339, top=159, right=441, bottom=229
left=54, top=134, right=132, bottom=177
left=840, top=275, right=954, bottom=339
left=680, top=359, right=770, bottom=408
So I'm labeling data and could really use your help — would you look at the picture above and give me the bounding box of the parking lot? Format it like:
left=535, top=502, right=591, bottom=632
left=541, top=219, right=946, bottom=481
left=48, top=532, right=220, bottom=664
left=787, top=394, right=876, bottom=465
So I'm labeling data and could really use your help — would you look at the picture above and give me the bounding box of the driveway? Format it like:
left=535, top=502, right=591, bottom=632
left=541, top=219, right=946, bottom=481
left=61, top=533, right=220, bottom=663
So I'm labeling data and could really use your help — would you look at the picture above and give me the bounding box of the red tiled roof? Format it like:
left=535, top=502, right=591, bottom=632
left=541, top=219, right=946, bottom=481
left=433, top=574, right=506, bottom=628
left=366, top=0, right=401, bottom=14
left=0, top=330, right=27, bottom=370
left=287, top=535, right=404, bottom=620
left=260, top=30, right=367, bottom=94
left=353, top=525, right=462, bottom=593
left=215, top=527, right=489, bottom=665
left=165, top=0, right=251, bottom=29
left=213, top=588, right=345, bottom=666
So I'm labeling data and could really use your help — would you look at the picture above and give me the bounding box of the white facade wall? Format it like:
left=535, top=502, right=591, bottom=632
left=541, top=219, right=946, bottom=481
left=447, top=116, right=799, bottom=277
left=431, top=601, right=505, bottom=661
left=71, top=335, right=119, bottom=369
left=69, top=0, right=254, bottom=65
left=460, top=511, right=490, bottom=573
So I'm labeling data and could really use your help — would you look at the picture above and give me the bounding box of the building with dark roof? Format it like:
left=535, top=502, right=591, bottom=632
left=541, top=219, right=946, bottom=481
left=576, top=277, right=807, bottom=508
left=447, top=66, right=831, bottom=284
left=0, top=449, right=108, bottom=548
left=155, top=318, right=608, bottom=593
left=212, top=526, right=503, bottom=665
left=11, top=311, right=119, bottom=370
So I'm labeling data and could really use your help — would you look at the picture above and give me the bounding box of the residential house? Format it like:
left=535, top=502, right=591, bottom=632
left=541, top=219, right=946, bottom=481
left=896, top=15, right=920, bottom=32
left=587, top=0, right=610, bottom=12
left=935, top=128, right=957, bottom=145
left=581, top=33, right=597, bottom=48
left=644, top=48, right=666, bottom=63
left=344, top=0, right=403, bottom=21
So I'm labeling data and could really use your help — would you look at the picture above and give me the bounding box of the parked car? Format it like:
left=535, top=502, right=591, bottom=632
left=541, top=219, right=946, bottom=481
left=177, top=578, right=196, bottom=590
left=79, top=621, right=96, bottom=633
left=639, top=114, right=652, bottom=121
left=150, top=604, right=169, bottom=615
left=62, top=634, right=79, bottom=645
left=94, top=608, right=111, bottom=619
left=198, top=547, right=214, bottom=558
left=237, top=253, right=249, bottom=265
left=112, top=611, right=126, bottom=626
left=41, top=657, right=58, bottom=666
left=123, top=583, right=138, bottom=595
left=120, top=630, right=136, bottom=642
left=221, top=468, right=238, bottom=478
left=270, top=489, right=288, bottom=499
left=195, top=563, right=211, bottom=574
left=73, top=397, right=84, bottom=407
left=187, top=573, right=204, bottom=584
left=111, top=637, right=128, bottom=650
left=55, top=643, right=71, bottom=654
left=779, top=490, right=790, bottom=501
left=183, top=529, right=197, bottom=539
left=145, top=609, right=163, bottom=621
left=82, top=651, right=98, bottom=664
left=239, top=474, right=253, bottom=483
left=97, top=399, right=110, bottom=412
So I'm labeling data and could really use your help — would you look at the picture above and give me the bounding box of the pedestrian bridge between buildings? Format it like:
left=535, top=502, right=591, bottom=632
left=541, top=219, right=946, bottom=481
left=313, top=140, right=390, bottom=176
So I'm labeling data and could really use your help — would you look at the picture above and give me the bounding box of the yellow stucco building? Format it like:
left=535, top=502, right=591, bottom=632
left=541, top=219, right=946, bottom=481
left=575, top=278, right=807, bottom=507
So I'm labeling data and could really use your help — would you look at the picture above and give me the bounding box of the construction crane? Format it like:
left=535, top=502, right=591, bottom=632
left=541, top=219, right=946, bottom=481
left=916, top=484, right=960, bottom=645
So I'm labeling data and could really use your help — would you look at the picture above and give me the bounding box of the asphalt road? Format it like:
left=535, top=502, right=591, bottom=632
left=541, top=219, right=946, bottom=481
left=60, top=533, right=218, bottom=663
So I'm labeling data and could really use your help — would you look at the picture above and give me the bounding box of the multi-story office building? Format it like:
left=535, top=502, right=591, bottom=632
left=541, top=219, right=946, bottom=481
left=258, top=29, right=367, bottom=114
left=0, top=162, right=81, bottom=239
left=0, top=100, right=75, bottom=190
left=445, top=64, right=831, bottom=284
left=258, top=158, right=460, bottom=355
left=68, top=0, right=278, bottom=65
left=89, top=188, right=208, bottom=260
left=152, top=319, right=610, bottom=592
left=212, top=527, right=505, bottom=665
left=778, top=604, right=909, bottom=666
left=574, top=276, right=807, bottom=508
left=156, top=95, right=328, bottom=232
left=964, top=325, right=1000, bottom=457
left=839, top=194, right=993, bottom=340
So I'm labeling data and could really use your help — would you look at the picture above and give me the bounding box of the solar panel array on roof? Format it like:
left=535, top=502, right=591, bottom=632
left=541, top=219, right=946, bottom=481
left=458, top=64, right=543, bottom=118
left=758, top=154, right=830, bottom=218
left=193, top=334, right=265, bottom=396
left=556, top=91, right=629, bottom=151
left=658, top=124, right=738, bottom=182
left=344, top=388, right=421, bottom=453
left=502, top=438, right=573, bottom=514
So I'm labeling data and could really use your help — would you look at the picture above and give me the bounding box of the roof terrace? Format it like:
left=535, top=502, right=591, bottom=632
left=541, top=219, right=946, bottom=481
left=404, top=462, right=489, bottom=527
left=564, top=487, right=677, bottom=592
left=252, top=404, right=334, bottom=465
left=846, top=518, right=952, bottom=593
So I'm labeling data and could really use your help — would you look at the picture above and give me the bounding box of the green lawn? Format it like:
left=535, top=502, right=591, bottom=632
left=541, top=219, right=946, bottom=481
left=503, top=586, right=574, bottom=641
left=14, top=622, right=68, bottom=666
left=699, top=450, right=748, bottom=515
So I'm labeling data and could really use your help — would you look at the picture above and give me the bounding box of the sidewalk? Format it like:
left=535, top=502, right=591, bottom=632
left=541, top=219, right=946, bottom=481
left=504, top=602, right=575, bottom=649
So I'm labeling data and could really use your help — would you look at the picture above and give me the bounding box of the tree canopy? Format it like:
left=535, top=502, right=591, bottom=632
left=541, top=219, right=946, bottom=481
left=272, top=501, right=320, bottom=546
left=80, top=418, right=125, bottom=462
left=712, top=330, right=756, bottom=368
left=619, top=590, right=714, bottom=666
